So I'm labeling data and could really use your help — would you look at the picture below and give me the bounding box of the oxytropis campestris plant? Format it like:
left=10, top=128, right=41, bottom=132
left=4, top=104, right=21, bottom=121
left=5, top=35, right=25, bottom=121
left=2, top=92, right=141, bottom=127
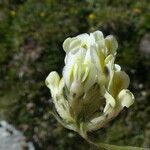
left=45, top=31, right=134, bottom=139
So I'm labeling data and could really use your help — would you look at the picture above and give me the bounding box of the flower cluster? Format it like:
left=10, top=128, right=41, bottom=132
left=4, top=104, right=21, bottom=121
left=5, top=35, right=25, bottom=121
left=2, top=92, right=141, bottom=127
left=46, top=31, right=134, bottom=134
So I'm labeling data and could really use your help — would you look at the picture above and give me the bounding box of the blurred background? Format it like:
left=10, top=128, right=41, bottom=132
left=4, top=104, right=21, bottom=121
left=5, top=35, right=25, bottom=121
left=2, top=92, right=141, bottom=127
left=0, top=0, right=150, bottom=149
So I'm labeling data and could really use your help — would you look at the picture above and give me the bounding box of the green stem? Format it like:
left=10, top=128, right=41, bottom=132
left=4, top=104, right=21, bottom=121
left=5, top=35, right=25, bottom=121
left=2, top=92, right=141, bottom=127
left=80, top=132, right=149, bottom=150
left=80, top=132, right=105, bottom=150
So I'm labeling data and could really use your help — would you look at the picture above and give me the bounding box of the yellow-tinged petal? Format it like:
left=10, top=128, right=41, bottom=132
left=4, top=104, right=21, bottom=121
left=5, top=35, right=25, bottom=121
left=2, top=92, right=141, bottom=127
left=45, top=71, right=60, bottom=93
left=70, top=80, right=83, bottom=96
left=118, top=89, right=134, bottom=108
left=63, top=64, right=74, bottom=88
left=69, top=38, right=81, bottom=50
left=81, top=66, right=89, bottom=82
left=77, top=33, right=93, bottom=47
left=105, top=35, right=118, bottom=55
left=104, top=91, right=116, bottom=113
left=83, top=63, right=97, bottom=91
left=90, top=45, right=105, bottom=74
left=105, top=54, right=114, bottom=64
left=63, top=38, right=72, bottom=53
left=92, top=30, right=104, bottom=41
left=109, top=71, right=130, bottom=98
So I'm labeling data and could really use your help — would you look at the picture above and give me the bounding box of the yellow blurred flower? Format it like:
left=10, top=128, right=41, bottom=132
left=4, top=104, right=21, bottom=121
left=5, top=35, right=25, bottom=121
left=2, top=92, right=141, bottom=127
left=40, top=12, right=45, bottom=17
left=10, top=10, right=16, bottom=16
left=133, top=8, right=141, bottom=14
left=88, top=13, right=96, bottom=20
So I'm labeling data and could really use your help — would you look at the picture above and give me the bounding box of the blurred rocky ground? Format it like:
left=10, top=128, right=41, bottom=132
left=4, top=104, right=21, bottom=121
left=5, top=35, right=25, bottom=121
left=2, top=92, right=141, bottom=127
left=140, top=34, right=150, bottom=56
left=0, top=0, right=150, bottom=149
left=0, top=121, right=35, bottom=150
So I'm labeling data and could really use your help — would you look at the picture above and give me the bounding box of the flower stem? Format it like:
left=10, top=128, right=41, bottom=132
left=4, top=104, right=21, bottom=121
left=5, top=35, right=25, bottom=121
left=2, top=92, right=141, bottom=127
left=80, top=132, right=149, bottom=150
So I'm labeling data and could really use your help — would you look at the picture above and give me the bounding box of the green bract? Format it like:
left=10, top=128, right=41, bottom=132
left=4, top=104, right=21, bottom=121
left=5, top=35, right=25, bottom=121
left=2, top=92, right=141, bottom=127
left=45, top=31, right=134, bottom=135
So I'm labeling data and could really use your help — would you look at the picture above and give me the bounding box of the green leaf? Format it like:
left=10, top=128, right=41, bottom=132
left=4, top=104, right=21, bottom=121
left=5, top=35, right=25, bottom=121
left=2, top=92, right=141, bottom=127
left=98, top=143, right=150, bottom=150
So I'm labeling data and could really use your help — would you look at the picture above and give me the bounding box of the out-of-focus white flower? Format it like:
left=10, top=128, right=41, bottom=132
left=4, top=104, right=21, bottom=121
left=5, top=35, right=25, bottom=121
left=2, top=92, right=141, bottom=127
left=46, top=30, right=134, bottom=135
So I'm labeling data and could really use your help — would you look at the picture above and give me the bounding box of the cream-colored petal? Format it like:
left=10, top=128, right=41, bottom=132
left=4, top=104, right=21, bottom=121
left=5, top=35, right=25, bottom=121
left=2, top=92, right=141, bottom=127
left=105, top=55, right=115, bottom=84
left=77, top=33, right=89, bottom=43
left=105, top=35, right=118, bottom=55
left=84, top=47, right=92, bottom=63
left=118, top=89, right=134, bottom=108
left=115, top=64, right=121, bottom=71
left=65, top=48, right=85, bottom=64
left=83, top=63, right=97, bottom=91
left=70, top=80, right=83, bottom=96
left=96, top=39, right=107, bottom=57
left=92, top=30, right=104, bottom=41
left=63, top=54, right=75, bottom=88
left=108, top=71, right=130, bottom=98
left=90, top=45, right=105, bottom=74
left=87, top=106, right=122, bottom=131
left=105, top=55, right=129, bottom=96
left=54, top=96, right=72, bottom=122
left=105, top=54, right=114, bottom=64
left=55, top=79, right=74, bottom=121
left=58, top=78, right=65, bottom=93
left=77, top=33, right=93, bottom=49
left=63, top=37, right=72, bottom=53
left=63, top=48, right=86, bottom=88
left=69, top=38, right=81, bottom=50
left=63, top=65, right=73, bottom=89
left=81, top=66, right=89, bottom=82
left=104, top=91, right=116, bottom=113
left=45, top=71, right=60, bottom=92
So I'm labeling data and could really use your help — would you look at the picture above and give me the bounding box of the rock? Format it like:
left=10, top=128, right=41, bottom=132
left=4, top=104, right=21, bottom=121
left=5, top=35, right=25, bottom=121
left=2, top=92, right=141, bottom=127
left=139, top=33, right=150, bottom=56
left=0, top=121, right=35, bottom=150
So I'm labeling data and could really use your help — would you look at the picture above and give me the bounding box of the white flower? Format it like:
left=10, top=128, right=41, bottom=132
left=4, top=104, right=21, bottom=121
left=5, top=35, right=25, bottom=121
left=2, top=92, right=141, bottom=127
left=46, top=30, right=134, bottom=135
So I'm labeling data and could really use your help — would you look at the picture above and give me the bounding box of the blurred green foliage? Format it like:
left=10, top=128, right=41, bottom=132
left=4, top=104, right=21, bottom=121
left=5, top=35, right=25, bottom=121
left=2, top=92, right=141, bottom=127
left=0, top=0, right=150, bottom=149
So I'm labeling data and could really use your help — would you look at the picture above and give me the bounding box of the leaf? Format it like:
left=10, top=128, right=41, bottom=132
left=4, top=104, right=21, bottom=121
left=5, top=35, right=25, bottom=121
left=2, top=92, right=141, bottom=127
left=98, top=143, right=150, bottom=150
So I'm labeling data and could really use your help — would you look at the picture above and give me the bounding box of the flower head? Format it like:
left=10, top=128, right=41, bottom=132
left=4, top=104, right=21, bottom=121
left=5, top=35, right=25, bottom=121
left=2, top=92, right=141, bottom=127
left=46, top=31, right=134, bottom=134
